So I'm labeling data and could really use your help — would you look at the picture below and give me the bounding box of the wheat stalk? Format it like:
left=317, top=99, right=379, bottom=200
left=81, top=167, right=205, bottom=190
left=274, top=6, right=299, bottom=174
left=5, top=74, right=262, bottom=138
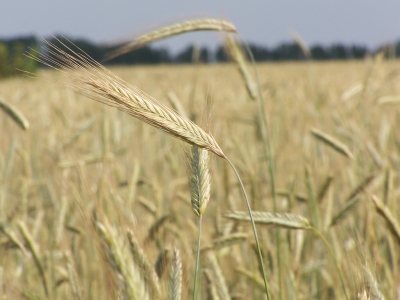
left=290, top=31, right=311, bottom=59
left=105, top=18, right=236, bottom=60
left=18, top=221, right=48, bottom=296
left=224, top=35, right=257, bottom=100
left=26, top=38, right=225, bottom=158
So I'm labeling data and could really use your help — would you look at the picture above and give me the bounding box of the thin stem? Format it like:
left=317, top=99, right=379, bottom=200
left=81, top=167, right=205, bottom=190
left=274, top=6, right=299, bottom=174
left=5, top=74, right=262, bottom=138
left=225, top=156, right=271, bottom=300
left=192, top=215, right=202, bottom=300
left=310, top=227, right=349, bottom=300
left=238, top=34, right=282, bottom=300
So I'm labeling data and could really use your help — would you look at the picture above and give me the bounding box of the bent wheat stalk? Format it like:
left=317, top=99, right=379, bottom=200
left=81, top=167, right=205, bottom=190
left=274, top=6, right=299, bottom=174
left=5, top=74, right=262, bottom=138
left=105, top=18, right=236, bottom=60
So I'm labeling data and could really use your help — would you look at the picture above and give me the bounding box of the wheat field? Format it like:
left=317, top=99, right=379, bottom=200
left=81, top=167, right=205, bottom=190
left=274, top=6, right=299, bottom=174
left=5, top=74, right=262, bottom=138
left=1, top=56, right=400, bottom=299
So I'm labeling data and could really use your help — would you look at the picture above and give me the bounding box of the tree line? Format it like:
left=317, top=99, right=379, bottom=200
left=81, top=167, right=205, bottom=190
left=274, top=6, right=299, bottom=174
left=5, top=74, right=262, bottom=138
left=1, top=35, right=399, bottom=79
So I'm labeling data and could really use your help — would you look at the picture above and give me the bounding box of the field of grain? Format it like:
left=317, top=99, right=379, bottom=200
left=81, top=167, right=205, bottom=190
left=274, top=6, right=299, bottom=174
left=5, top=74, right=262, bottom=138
left=1, top=57, right=400, bottom=299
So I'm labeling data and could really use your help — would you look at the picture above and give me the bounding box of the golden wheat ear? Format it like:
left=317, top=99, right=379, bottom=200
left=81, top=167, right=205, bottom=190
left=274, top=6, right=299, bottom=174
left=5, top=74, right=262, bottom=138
left=26, top=38, right=225, bottom=158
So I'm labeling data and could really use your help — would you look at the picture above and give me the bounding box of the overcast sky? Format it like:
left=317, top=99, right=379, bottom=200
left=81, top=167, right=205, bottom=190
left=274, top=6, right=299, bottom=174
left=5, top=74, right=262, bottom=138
left=2, top=1, right=399, bottom=53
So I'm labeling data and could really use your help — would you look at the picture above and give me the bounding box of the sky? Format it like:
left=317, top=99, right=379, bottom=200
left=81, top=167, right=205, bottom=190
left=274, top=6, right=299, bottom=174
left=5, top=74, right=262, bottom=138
left=2, top=1, right=400, bottom=53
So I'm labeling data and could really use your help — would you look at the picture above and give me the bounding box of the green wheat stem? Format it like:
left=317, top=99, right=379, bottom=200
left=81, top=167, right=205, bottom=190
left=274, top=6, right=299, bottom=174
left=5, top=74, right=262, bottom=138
left=192, top=215, right=202, bottom=300
left=237, top=34, right=282, bottom=300
left=310, top=226, right=349, bottom=300
left=225, top=156, right=271, bottom=300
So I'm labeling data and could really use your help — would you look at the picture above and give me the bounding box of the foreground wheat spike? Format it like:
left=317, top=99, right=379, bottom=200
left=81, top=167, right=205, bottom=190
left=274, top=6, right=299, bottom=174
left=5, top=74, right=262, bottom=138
left=105, top=18, right=236, bottom=60
left=190, top=146, right=211, bottom=217
left=27, top=39, right=225, bottom=158
left=189, top=145, right=210, bottom=300
left=168, top=249, right=182, bottom=300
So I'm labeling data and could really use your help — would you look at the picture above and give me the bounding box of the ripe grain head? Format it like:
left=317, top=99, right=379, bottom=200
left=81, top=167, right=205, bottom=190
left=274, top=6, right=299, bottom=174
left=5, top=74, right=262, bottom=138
left=27, top=39, right=225, bottom=158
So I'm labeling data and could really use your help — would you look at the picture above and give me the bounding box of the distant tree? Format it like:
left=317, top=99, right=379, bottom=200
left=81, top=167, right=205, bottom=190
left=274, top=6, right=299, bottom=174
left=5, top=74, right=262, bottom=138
left=396, top=41, right=400, bottom=57
left=271, top=43, right=303, bottom=60
left=310, top=45, right=329, bottom=60
left=174, top=45, right=209, bottom=63
left=215, top=45, right=228, bottom=62
left=248, top=44, right=271, bottom=61
left=107, top=45, right=170, bottom=65
left=349, top=45, right=368, bottom=59
left=0, top=36, right=39, bottom=78
left=0, top=43, right=10, bottom=78
left=12, top=43, right=25, bottom=73
left=329, top=44, right=348, bottom=59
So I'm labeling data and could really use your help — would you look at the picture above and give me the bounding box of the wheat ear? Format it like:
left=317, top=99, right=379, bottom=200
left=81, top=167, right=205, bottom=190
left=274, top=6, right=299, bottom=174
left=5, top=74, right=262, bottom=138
left=26, top=38, right=225, bottom=158
left=311, top=128, right=354, bottom=159
left=189, top=146, right=211, bottom=300
left=225, top=211, right=311, bottom=230
left=105, top=18, right=236, bottom=60
left=0, top=96, right=29, bottom=130
left=168, top=248, right=182, bottom=300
